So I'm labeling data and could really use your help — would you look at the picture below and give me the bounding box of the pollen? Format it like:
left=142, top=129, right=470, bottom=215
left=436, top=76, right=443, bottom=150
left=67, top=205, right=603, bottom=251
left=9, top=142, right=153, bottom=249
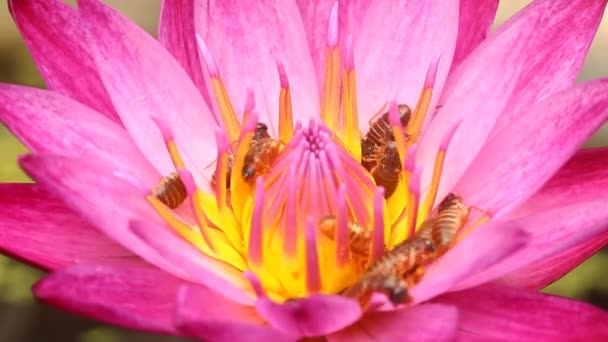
left=145, top=1, right=492, bottom=304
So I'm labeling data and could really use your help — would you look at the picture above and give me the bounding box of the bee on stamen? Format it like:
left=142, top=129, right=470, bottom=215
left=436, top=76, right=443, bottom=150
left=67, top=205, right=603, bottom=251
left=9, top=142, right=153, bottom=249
left=370, top=141, right=402, bottom=198
left=361, top=104, right=411, bottom=172
left=417, top=192, right=471, bottom=254
left=241, top=138, right=281, bottom=183
left=342, top=237, right=436, bottom=305
left=319, top=216, right=373, bottom=267
left=211, top=122, right=273, bottom=190
left=153, top=172, right=187, bottom=209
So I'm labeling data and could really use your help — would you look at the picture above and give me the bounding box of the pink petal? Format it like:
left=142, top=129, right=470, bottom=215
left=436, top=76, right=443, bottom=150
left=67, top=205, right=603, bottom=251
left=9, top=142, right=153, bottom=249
left=460, top=148, right=608, bottom=290
left=194, top=0, right=319, bottom=131
left=19, top=154, right=183, bottom=276
left=499, top=231, right=608, bottom=291
left=0, top=183, right=132, bottom=271
left=129, top=220, right=254, bottom=306
left=437, top=284, right=608, bottom=341
left=176, top=284, right=295, bottom=342
left=254, top=295, right=362, bottom=337
left=296, top=0, right=372, bottom=88
left=410, top=220, right=528, bottom=303
left=33, top=263, right=185, bottom=335
left=8, top=0, right=119, bottom=122
left=511, top=147, right=608, bottom=218
left=455, top=199, right=608, bottom=292
left=450, top=0, right=499, bottom=70
left=328, top=304, right=458, bottom=342
left=0, top=84, right=158, bottom=189
left=77, top=0, right=216, bottom=187
left=158, top=0, right=210, bottom=105
left=455, top=79, right=608, bottom=216
left=417, top=14, right=535, bottom=202
left=354, top=0, right=458, bottom=128
left=490, top=0, right=607, bottom=138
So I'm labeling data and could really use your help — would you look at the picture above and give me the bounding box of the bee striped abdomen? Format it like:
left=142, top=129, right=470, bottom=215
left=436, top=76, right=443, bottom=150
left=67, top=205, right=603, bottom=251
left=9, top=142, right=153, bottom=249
left=429, top=193, right=470, bottom=250
left=371, top=141, right=402, bottom=198
left=153, top=172, right=187, bottom=209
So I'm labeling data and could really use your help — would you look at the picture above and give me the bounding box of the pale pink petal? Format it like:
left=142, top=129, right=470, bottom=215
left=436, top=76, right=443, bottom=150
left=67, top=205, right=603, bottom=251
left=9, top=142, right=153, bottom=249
left=416, top=15, right=534, bottom=202
left=499, top=231, right=608, bottom=291
left=0, top=184, right=132, bottom=271
left=33, top=263, right=185, bottom=335
left=8, top=0, right=119, bottom=122
left=254, top=294, right=362, bottom=337
left=176, top=284, right=295, bottom=341
left=158, top=0, right=210, bottom=105
left=19, top=154, right=183, bottom=276
left=354, top=0, right=458, bottom=128
left=328, top=304, right=458, bottom=342
left=77, top=0, right=216, bottom=188
left=455, top=79, right=608, bottom=215
left=437, top=284, right=608, bottom=341
left=0, top=85, right=159, bottom=189
left=194, top=0, right=319, bottom=131
left=450, top=0, right=499, bottom=70
left=130, top=220, right=254, bottom=306
left=296, top=0, right=371, bottom=87
left=490, top=0, right=607, bottom=138
left=410, top=221, right=528, bottom=303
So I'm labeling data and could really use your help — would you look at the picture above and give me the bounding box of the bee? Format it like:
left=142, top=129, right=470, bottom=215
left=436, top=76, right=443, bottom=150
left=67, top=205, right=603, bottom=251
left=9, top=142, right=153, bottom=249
left=241, top=138, right=281, bottom=183
left=370, top=141, right=402, bottom=198
left=419, top=193, right=471, bottom=253
left=361, top=104, right=411, bottom=171
left=342, top=237, right=436, bottom=305
left=211, top=122, right=272, bottom=190
left=153, top=172, right=187, bottom=209
left=319, top=216, right=373, bottom=264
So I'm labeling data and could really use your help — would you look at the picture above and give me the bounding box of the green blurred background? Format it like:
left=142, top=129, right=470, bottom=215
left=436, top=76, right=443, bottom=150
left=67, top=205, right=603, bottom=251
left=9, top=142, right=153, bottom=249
left=0, top=1, right=607, bottom=341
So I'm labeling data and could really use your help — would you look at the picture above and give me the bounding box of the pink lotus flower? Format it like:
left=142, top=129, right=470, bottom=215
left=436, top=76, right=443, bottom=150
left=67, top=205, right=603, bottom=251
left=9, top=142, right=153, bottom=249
left=2, top=0, right=608, bottom=340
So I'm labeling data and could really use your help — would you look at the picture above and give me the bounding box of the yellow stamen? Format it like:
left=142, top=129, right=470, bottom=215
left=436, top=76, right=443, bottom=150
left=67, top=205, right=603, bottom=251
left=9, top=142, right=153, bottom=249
left=210, top=78, right=241, bottom=143
left=167, top=140, right=185, bottom=169
left=278, top=83, right=294, bottom=142
left=417, top=148, right=446, bottom=225
left=146, top=195, right=248, bottom=270
left=406, top=87, right=433, bottom=145
left=321, top=46, right=341, bottom=132
left=340, top=36, right=360, bottom=159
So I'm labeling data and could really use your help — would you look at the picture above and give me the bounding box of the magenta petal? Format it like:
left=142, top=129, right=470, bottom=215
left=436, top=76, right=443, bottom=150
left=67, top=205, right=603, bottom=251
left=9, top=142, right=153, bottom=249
left=77, top=0, right=216, bottom=186
left=462, top=149, right=608, bottom=290
left=19, top=154, right=182, bottom=276
left=255, top=295, right=362, bottom=337
left=129, top=220, right=253, bottom=305
left=490, top=0, right=607, bottom=138
left=33, top=263, right=184, bottom=335
left=0, top=85, right=158, bottom=189
left=499, top=231, right=608, bottom=291
left=512, top=147, right=608, bottom=218
left=329, top=304, right=458, bottom=342
left=0, top=184, right=132, bottom=271
left=455, top=79, right=608, bottom=215
left=354, top=0, right=458, bottom=127
left=176, top=284, right=295, bottom=342
left=195, top=0, right=319, bottom=130
left=450, top=0, right=499, bottom=70
left=296, top=0, right=372, bottom=88
left=158, top=0, right=210, bottom=106
left=437, top=284, right=608, bottom=341
left=410, top=220, right=528, bottom=303
left=8, top=0, right=119, bottom=122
